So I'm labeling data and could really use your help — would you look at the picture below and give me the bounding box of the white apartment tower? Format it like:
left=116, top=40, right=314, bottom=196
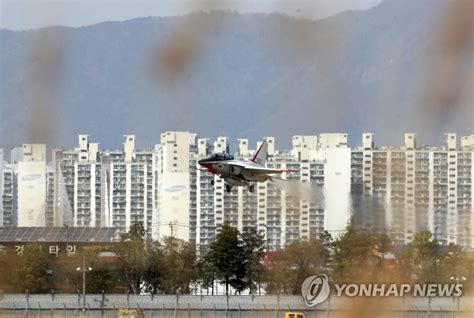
left=189, top=134, right=351, bottom=251
left=1, top=160, right=16, bottom=228
left=17, top=144, right=47, bottom=226
left=53, top=135, right=157, bottom=235
left=192, top=137, right=215, bottom=250
left=351, top=133, right=474, bottom=247
left=74, top=135, right=101, bottom=227
left=3, top=131, right=472, bottom=250
left=318, top=134, right=352, bottom=233
left=52, top=135, right=97, bottom=227
left=45, top=166, right=55, bottom=226
left=105, top=135, right=156, bottom=235
left=155, top=131, right=191, bottom=241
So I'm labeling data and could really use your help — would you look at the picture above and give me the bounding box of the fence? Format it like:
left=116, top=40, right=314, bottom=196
left=1, top=294, right=473, bottom=317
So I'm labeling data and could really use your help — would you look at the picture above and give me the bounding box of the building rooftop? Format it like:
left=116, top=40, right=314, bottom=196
left=0, top=227, right=118, bottom=243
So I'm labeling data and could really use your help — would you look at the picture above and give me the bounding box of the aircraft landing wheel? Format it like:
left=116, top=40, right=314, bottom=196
left=211, top=179, right=215, bottom=186
left=249, top=184, right=255, bottom=193
left=225, top=184, right=233, bottom=193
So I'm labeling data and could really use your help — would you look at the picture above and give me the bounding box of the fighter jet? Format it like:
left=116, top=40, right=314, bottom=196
left=198, top=140, right=293, bottom=192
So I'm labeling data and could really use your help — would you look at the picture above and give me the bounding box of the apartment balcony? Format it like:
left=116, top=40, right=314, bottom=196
left=77, top=201, right=91, bottom=208
left=77, top=176, right=91, bottom=183
left=134, top=165, right=146, bottom=171
left=415, top=201, right=429, bottom=207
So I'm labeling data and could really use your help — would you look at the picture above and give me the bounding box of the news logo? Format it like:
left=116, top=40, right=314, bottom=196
left=301, top=273, right=464, bottom=308
left=301, top=274, right=330, bottom=307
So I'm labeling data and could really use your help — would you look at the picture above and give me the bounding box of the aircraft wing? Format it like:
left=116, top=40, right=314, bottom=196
left=242, top=166, right=290, bottom=174
left=228, top=162, right=294, bottom=175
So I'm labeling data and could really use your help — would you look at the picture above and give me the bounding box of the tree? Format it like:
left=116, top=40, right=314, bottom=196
left=332, top=220, right=377, bottom=283
left=398, top=230, right=441, bottom=283
left=86, top=254, right=115, bottom=293
left=14, top=244, right=51, bottom=293
left=240, top=228, right=265, bottom=294
left=143, top=241, right=162, bottom=294
left=145, top=237, right=197, bottom=294
left=0, top=249, right=18, bottom=292
left=198, top=254, right=217, bottom=294
left=264, top=237, right=331, bottom=295
left=115, top=222, right=147, bottom=294
left=439, top=243, right=470, bottom=284
left=52, top=254, right=82, bottom=293
left=205, top=222, right=245, bottom=295
left=318, top=231, right=333, bottom=271
left=376, top=233, right=393, bottom=256
left=53, top=251, right=115, bottom=293
left=439, top=246, right=474, bottom=294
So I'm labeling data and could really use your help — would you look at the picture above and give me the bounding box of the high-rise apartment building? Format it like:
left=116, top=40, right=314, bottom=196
left=351, top=133, right=474, bottom=247
left=52, top=135, right=157, bottom=236
left=17, top=144, right=47, bottom=226
left=1, top=150, right=16, bottom=228
left=317, top=134, right=352, bottom=233
left=186, top=134, right=350, bottom=252
left=154, top=131, right=192, bottom=241
left=45, top=166, right=55, bottom=226
left=1, top=131, right=472, bottom=250
left=104, top=135, right=156, bottom=235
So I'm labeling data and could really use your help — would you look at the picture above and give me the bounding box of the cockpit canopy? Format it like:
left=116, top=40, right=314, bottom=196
left=209, top=152, right=234, bottom=161
left=201, top=152, right=234, bottom=162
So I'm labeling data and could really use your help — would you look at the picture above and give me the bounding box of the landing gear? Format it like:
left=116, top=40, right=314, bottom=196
left=225, top=184, right=233, bottom=193
left=248, top=184, right=255, bottom=193
left=211, top=179, right=215, bottom=186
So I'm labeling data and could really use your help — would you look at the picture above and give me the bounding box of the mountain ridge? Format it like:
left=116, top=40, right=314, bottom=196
left=0, top=0, right=472, bottom=152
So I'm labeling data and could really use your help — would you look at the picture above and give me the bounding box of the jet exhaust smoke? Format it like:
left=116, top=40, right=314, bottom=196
left=272, top=179, right=325, bottom=206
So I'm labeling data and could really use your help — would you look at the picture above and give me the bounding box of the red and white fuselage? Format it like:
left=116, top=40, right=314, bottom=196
left=198, top=140, right=293, bottom=192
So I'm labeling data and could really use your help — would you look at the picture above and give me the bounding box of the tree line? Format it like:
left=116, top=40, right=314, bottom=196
left=0, top=220, right=472, bottom=294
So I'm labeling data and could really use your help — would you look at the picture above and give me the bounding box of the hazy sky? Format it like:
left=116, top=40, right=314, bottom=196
left=0, top=0, right=381, bottom=30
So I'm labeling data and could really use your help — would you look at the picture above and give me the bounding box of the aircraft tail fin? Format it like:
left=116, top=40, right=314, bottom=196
left=251, top=140, right=268, bottom=165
